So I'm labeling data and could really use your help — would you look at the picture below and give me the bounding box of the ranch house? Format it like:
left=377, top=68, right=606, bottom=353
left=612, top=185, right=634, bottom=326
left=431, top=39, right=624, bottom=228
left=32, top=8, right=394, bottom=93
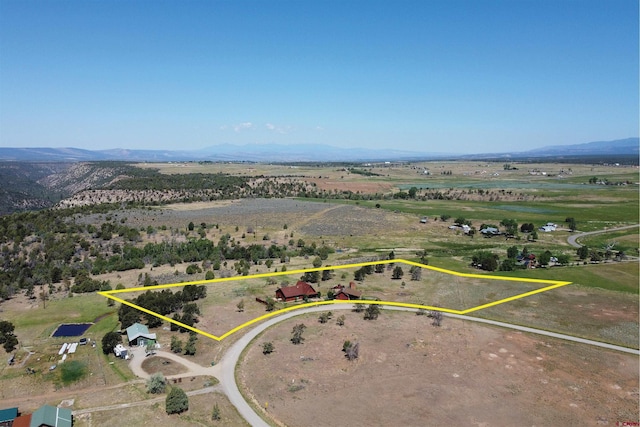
left=275, top=281, right=318, bottom=302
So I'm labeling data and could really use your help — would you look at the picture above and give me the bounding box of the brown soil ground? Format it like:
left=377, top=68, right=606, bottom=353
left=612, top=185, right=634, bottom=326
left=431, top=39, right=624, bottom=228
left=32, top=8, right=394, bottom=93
left=73, top=391, right=249, bottom=427
left=238, top=311, right=639, bottom=427
left=141, top=357, right=189, bottom=376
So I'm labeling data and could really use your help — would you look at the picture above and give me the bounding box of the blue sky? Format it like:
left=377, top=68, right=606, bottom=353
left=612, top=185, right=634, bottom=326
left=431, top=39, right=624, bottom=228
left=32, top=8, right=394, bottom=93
left=0, top=0, right=637, bottom=154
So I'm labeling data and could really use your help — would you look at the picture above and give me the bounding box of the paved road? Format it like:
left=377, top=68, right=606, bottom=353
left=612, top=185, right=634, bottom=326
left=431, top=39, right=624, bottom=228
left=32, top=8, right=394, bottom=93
left=217, top=304, right=640, bottom=426
left=215, top=307, right=334, bottom=427
left=567, top=224, right=639, bottom=248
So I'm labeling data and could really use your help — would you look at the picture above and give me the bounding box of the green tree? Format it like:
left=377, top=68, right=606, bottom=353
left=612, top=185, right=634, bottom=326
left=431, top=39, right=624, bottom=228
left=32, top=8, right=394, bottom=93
left=318, top=311, right=332, bottom=323
left=147, top=373, right=166, bottom=394
left=565, top=217, right=577, bottom=231
left=184, top=334, right=197, bottom=356
left=0, top=321, right=18, bottom=353
left=577, top=246, right=589, bottom=260
left=336, top=315, right=345, bottom=326
left=472, top=251, right=499, bottom=271
left=408, top=187, right=418, bottom=198
left=262, top=341, right=274, bottom=355
left=187, top=222, right=195, bottom=231
left=205, top=270, right=215, bottom=280
left=290, top=323, right=306, bottom=344
left=170, top=336, right=182, bottom=354
left=3, top=334, right=18, bottom=353
left=507, top=246, right=519, bottom=259
left=101, top=331, right=121, bottom=355
left=344, top=341, right=359, bottom=360
left=166, top=387, right=189, bottom=414
left=364, top=304, right=380, bottom=320
left=538, top=250, right=552, bottom=266
left=500, top=218, right=518, bottom=236
left=312, top=256, right=322, bottom=268
left=499, top=258, right=516, bottom=271
left=392, top=266, right=404, bottom=280
left=302, top=270, right=320, bottom=283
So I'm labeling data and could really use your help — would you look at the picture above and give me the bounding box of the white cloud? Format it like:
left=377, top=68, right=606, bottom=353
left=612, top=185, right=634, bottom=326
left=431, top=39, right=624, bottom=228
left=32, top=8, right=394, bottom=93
left=265, top=123, right=292, bottom=134
left=233, top=122, right=253, bottom=132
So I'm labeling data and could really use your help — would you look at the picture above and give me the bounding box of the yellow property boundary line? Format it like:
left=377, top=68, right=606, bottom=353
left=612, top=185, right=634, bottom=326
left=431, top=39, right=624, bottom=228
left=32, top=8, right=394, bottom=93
left=98, top=259, right=571, bottom=341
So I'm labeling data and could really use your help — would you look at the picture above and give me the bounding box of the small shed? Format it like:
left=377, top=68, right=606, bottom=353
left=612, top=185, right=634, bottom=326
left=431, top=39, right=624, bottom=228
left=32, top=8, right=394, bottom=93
left=0, top=407, right=18, bottom=427
left=126, top=323, right=157, bottom=347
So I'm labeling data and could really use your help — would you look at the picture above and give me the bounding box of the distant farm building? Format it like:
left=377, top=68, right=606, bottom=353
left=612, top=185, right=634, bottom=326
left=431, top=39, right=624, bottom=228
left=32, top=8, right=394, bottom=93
left=275, top=281, right=318, bottom=302
left=480, top=227, right=500, bottom=236
left=126, top=323, right=157, bottom=347
left=539, top=223, right=557, bottom=232
left=332, top=282, right=362, bottom=300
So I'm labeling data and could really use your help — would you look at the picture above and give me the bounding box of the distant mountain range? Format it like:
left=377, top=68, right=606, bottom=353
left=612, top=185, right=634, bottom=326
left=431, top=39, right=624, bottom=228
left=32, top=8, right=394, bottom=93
left=0, top=138, right=637, bottom=163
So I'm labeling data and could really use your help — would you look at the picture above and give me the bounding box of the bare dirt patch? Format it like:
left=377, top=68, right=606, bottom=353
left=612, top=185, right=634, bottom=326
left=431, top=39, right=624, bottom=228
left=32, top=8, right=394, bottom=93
left=141, top=357, right=189, bottom=377
left=238, top=311, right=639, bottom=427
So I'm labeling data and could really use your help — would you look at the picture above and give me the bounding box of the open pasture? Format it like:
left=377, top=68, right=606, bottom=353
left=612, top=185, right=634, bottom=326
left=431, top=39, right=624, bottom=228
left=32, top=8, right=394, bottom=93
left=238, top=311, right=639, bottom=427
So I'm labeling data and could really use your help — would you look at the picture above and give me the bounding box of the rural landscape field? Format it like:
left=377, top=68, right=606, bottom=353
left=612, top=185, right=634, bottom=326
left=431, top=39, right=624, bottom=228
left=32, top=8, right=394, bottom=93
left=1, top=0, right=638, bottom=425
left=0, top=159, right=637, bottom=426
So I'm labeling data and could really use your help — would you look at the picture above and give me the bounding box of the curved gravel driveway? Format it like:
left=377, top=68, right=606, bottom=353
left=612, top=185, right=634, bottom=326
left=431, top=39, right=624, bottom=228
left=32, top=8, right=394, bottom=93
left=566, top=224, right=639, bottom=248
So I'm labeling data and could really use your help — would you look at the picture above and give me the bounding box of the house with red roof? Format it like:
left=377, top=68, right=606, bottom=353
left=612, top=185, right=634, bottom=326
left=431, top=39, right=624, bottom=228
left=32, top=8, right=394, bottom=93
left=275, top=281, right=318, bottom=302
left=332, top=282, right=362, bottom=300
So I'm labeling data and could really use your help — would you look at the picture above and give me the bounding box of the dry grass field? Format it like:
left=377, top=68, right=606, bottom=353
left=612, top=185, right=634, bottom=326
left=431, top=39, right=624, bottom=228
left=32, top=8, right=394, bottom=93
left=238, top=310, right=639, bottom=427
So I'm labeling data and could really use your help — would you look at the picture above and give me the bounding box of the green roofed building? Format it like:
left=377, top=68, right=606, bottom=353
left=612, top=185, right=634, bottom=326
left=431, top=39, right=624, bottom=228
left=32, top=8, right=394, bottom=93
left=30, top=405, right=72, bottom=427
left=126, top=322, right=157, bottom=346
